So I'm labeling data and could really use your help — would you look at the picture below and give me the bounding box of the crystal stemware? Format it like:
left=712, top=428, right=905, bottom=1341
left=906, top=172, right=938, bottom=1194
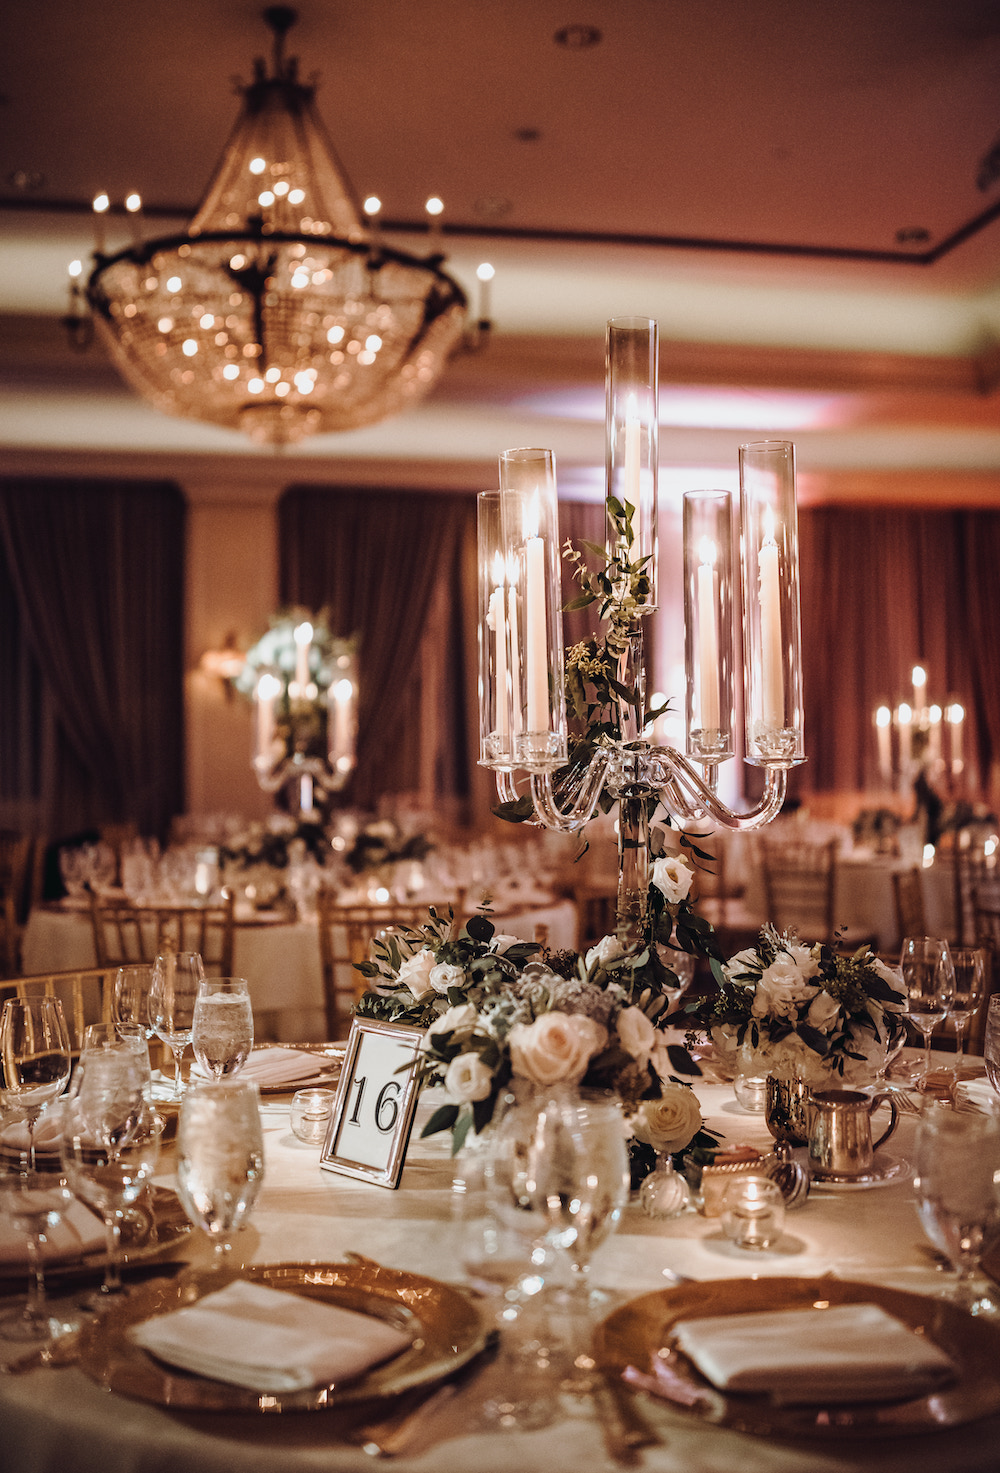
left=946, top=947, right=987, bottom=1079
left=148, top=951, right=204, bottom=1098
left=0, top=1146, right=77, bottom=1343
left=175, top=1078, right=264, bottom=1263
left=913, top=1099, right=1000, bottom=1316
left=191, top=978, right=254, bottom=1080
left=112, top=964, right=156, bottom=1041
left=60, top=1044, right=159, bottom=1296
left=898, top=935, right=954, bottom=1089
left=0, top=996, right=72, bottom=1169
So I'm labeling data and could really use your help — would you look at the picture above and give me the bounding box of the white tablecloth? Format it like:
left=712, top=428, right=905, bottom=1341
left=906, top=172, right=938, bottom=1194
left=21, top=901, right=579, bottom=1041
left=2, top=1058, right=997, bottom=1472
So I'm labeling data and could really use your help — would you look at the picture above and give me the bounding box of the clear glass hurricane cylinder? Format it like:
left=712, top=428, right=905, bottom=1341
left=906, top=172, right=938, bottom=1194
left=499, top=449, right=567, bottom=771
left=605, top=317, right=658, bottom=613
left=683, top=490, right=736, bottom=764
left=477, top=489, right=514, bottom=769
left=739, top=440, right=805, bottom=767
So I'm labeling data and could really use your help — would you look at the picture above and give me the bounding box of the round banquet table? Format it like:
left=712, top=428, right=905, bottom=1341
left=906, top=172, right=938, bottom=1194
left=2, top=1056, right=999, bottom=1473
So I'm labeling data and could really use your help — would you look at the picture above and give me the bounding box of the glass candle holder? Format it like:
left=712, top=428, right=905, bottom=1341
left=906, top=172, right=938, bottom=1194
left=683, top=490, right=735, bottom=764
left=477, top=490, right=515, bottom=769
left=326, top=646, right=358, bottom=789
left=290, top=1088, right=335, bottom=1144
left=605, top=317, right=658, bottom=612
left=739, top=440, right=804, bottom=768
left=720, top=1173, right=786, bottom=1250
left=499, top=448, right=567, bottom=772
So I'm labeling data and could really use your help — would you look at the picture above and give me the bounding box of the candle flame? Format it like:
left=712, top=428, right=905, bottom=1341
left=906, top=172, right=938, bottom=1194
left=948, top=703, right=965, bottom=724
left=524, top=494, right=540, bottom=541
left=293, top=621, right=313, bottom=646
left=875, top=705, right=891, bottom=728
left=698, top=535, right=716, bottom=568
left=257, top=672, right=282, bottom=700
left=897, top=702, right=913, bottom=725
left=912, top=664, right=927, bottom=689
left=492, top=551, right=505, bottom=585
left=762, top=505, right=777, bottom=546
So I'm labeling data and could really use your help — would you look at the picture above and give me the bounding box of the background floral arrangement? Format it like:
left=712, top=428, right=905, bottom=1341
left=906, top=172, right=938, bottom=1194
left=685, top=924, right=907, bottom=1089
left=343, top=819, right=433, bottom=877
left=231, top=608, right=354, bottom=706
left=355, top=850, right=720, bottom=1177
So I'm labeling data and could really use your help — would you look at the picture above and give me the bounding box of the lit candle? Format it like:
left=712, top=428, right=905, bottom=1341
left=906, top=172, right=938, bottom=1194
left=487, top=554, right=509, bottom=740
left=328, top=675, right=356, bottom=778
left=912, top=664, right=927, bottom=720
left=624, top=392, right=641, bottom=549
left=697, top=536, right=720, bottom=731
left=293, top=621, right=312, bottom=693
left=254, top=672, right=281, bottom=765
left=875, top=705, right=892, bottom=784
left=928, top=705, right=942, bottom=763
left=507, top=577, right=522, bottom=737
left=897, top=702, right=912, bottom=772
left=758, top=508, right=783, bottom=730
left=92, top=192, right=109, bottom=254
left=949, top=702, right=965, bottom=773
left=524, top=502, right=548, bottom=733
left=125, top=191, right=143, bottom=247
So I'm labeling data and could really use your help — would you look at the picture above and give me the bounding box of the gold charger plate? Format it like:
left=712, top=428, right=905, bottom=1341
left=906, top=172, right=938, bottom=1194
left=593, top=1276, right=1000, bottom=1439
left=76, top=1259, right=487, bottom=1412
left=0, top=1186, right=191, bottom=1287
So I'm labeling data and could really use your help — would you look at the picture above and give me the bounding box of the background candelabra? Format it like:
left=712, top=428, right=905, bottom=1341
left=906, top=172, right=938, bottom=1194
left=246, top=614, right=358, bottom=818
left=874, top=665, right=966, bottom=795
left=478, top=317, right=805, bottom=940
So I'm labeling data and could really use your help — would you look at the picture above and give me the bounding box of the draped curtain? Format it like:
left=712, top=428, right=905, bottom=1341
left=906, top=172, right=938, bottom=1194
left=0, top=478, right=185, bottom=841
left=278, top=486, right=476, bottom=812
left=792, top=505, right=995, bottom=799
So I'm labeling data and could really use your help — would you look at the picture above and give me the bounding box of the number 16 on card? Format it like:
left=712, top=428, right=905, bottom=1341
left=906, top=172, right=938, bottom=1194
left=320, top=1019, right=424, bottom=1188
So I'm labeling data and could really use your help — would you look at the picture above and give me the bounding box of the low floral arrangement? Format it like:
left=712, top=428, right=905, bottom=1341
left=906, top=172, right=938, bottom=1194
left=354, top=849, right=721, bottom=1181
left=343, top=819, right=433, bottom=877
left=685, top=924, right=907, bottom=1089
left=219, top=812, right=330, bottom=872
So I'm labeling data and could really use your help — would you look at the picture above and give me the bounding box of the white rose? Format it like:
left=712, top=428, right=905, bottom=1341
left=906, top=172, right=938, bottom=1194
left=630, top=1085, right=703, bottom=1153
left=753, top=949, right=820, bottom=1020
left=723, top=948, right=761, bottom=983
left=490, top=934, right=522, bottom=955
left=396, top=948, right=437, bottom=1001
left=444, top=1051, right=494, bottom=1103
left=651, top=854, right=694, bottom=905
left=426, top=1003, right=478, bottom=1041
left=509, top=1012, right=608, bottom=1085
left=805, top=989, right=841, bottom=1033
left=617, top=1006, right=655, bottom=1064
left=586, top=934, right=625, bottom=970
left=429, top=961, right=466, bottom=994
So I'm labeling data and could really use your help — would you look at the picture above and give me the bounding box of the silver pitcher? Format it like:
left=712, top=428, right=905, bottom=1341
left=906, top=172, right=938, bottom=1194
left=807, top=1089, right=899, bottom=1178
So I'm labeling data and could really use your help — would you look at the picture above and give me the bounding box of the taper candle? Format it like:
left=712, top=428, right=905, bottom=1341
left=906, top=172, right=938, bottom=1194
left=697, top=537, right=720, bottom=730
left=759, top=510, right=784, bottom=730
left=525, top=504, right=548, bottom=731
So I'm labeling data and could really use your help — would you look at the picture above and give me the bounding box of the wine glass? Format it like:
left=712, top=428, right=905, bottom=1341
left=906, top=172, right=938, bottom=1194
left=898, top=936, right=954, bottom=1089
left=192, top=978, right=254, bottom=1080
left=947, top=948, right=987, bottom=1079
left=0, top=996, right=72, bottom=1169
left=112, top=964, right=156, bottom=1040
left=60, top=1044, right=160, bottom=1296
left=0, top=1139, right=77, bottom=1343
left=175, top=1078, right=264, bottom=1263
left=148, top=951, right=204, bottom=1098
left=913, top=1098, right=1000, bottom=1316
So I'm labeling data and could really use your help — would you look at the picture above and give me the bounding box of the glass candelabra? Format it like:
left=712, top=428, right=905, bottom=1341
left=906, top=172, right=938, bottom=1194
left=477, top=318, right=805, bottom=940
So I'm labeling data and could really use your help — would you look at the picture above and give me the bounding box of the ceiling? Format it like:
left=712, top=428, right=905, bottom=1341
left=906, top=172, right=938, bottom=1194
left=3, top=0, right=1000, bottom=502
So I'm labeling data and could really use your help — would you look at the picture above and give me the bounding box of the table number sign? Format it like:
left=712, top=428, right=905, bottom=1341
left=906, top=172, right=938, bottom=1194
left=320, top=1019, right=424, bottom=1188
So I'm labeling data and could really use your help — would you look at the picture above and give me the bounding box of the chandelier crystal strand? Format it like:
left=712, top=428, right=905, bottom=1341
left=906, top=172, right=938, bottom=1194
left=84, top=8, right=467, bottom=445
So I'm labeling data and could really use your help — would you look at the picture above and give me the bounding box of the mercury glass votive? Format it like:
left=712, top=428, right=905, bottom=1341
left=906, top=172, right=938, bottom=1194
left=720, top=1173, right=786, bottom=1251
left=290, top=1088, right=335, bottom=1145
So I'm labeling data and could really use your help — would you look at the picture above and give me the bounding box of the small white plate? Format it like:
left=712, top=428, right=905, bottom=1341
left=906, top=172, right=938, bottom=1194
left=811, top=1154, right=910, bottom=1190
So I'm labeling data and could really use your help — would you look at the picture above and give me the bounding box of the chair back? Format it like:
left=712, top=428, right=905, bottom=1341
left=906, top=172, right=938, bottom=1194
left=317, top=891, right=427, bottom=1038
left=760, top=837, right=837, bottom=941
left=90, top=891, right=235, bottom=976
left=892, top=867, right=927, bottom=944
left=0, top=966, right=116, bottom=1055
left=0, top=831, right=35, bottom=976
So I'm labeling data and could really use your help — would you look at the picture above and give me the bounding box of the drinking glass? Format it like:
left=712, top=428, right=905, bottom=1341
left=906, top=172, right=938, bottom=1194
left=0, top=996, right=72, bottom=1168
left=192, top=978, right=254, bottom=1080
left=913, top=1099, right=1000, bottom=1315
left=148, top=951, right=204, bottom=1098
left=0, top=1146, right=76, bottom=1342
left=175, top=1078, right=264, bottom=1262
left=898, top=936, right=954, bottom=1087
left=947, top=948, right=987, bottom=1076
left=60, top=1044, right=160, bottom=1295
left=112, top=964, right=156, bottom=1040
left=985, top=995, right=1000, bottom=1097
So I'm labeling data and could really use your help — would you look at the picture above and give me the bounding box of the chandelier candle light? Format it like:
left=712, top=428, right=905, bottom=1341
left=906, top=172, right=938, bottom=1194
left=478, top=319, right=804, bottom=941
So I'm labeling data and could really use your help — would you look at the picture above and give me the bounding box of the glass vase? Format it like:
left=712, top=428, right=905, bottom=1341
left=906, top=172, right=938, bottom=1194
left=638, top=1153, right=692, bottom=1220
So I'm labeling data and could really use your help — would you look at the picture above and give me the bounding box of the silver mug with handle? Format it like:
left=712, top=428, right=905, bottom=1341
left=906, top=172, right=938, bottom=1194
left=807, top=1089, right=899, bottom=1179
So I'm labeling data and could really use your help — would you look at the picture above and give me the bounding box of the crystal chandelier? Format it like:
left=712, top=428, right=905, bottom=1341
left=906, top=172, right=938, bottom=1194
left=84, top=7, right=468, bottom=446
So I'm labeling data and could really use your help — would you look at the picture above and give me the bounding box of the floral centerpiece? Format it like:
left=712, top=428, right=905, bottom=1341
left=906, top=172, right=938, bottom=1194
left=354, top=848, right=720, bottom=1182
left=343, top=819, right=433, bottom=879
left=685, top=925, right=907, bottom=1089
left=218, top=813, right=330, bottom=907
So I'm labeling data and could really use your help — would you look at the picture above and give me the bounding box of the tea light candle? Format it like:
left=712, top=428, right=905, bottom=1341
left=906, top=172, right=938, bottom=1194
left=720, top=1173, right=786, bottom=1250
left=290, top=1088, right=335, bottom=1144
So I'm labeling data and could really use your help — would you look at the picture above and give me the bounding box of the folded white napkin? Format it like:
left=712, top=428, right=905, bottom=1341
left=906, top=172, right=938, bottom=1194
left=237, top=1048, right=335, bottom=1087
left=673, top=1303, right=955, bottom=1405
left=130, top=1279, right=412, bottom=1392
left=0, top=1198, right=106, bottom=1268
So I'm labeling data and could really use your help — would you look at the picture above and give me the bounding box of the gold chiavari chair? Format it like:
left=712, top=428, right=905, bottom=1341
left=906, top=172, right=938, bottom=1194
left=892, top=866, right=927, bottom=944
left=317, top=891, right=428, bottom=1039
left=0, top=966, right=116, bottom=1056
left=760, top=836, right=876, bottom=951
left=89, top=890, right=236, bottom=976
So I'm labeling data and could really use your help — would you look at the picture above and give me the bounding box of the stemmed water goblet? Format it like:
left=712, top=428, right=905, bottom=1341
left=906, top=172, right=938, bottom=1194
left=60, top=1043, right=160, bottom=1296
left=946, top=947, right=987, bottom=1081
left=112, top=964, right=156, bottom=1042
left=191, top=978, right=254, bottom=1080
left=0, top=1114, right=78, bottom=1343
left=175, top=1078, right=264, bottom=1265
left=148, top=951, right=204, bottom=1098
left=898, top=936, right=954, bottom=1089
left=0, top=996, right=72, bottom=1169
left=913, top=1098, right=1000, bottom=1316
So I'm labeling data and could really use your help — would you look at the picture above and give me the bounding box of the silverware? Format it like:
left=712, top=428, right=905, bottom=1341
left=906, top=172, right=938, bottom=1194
left=349, top=1329, right=500, bottom=1457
